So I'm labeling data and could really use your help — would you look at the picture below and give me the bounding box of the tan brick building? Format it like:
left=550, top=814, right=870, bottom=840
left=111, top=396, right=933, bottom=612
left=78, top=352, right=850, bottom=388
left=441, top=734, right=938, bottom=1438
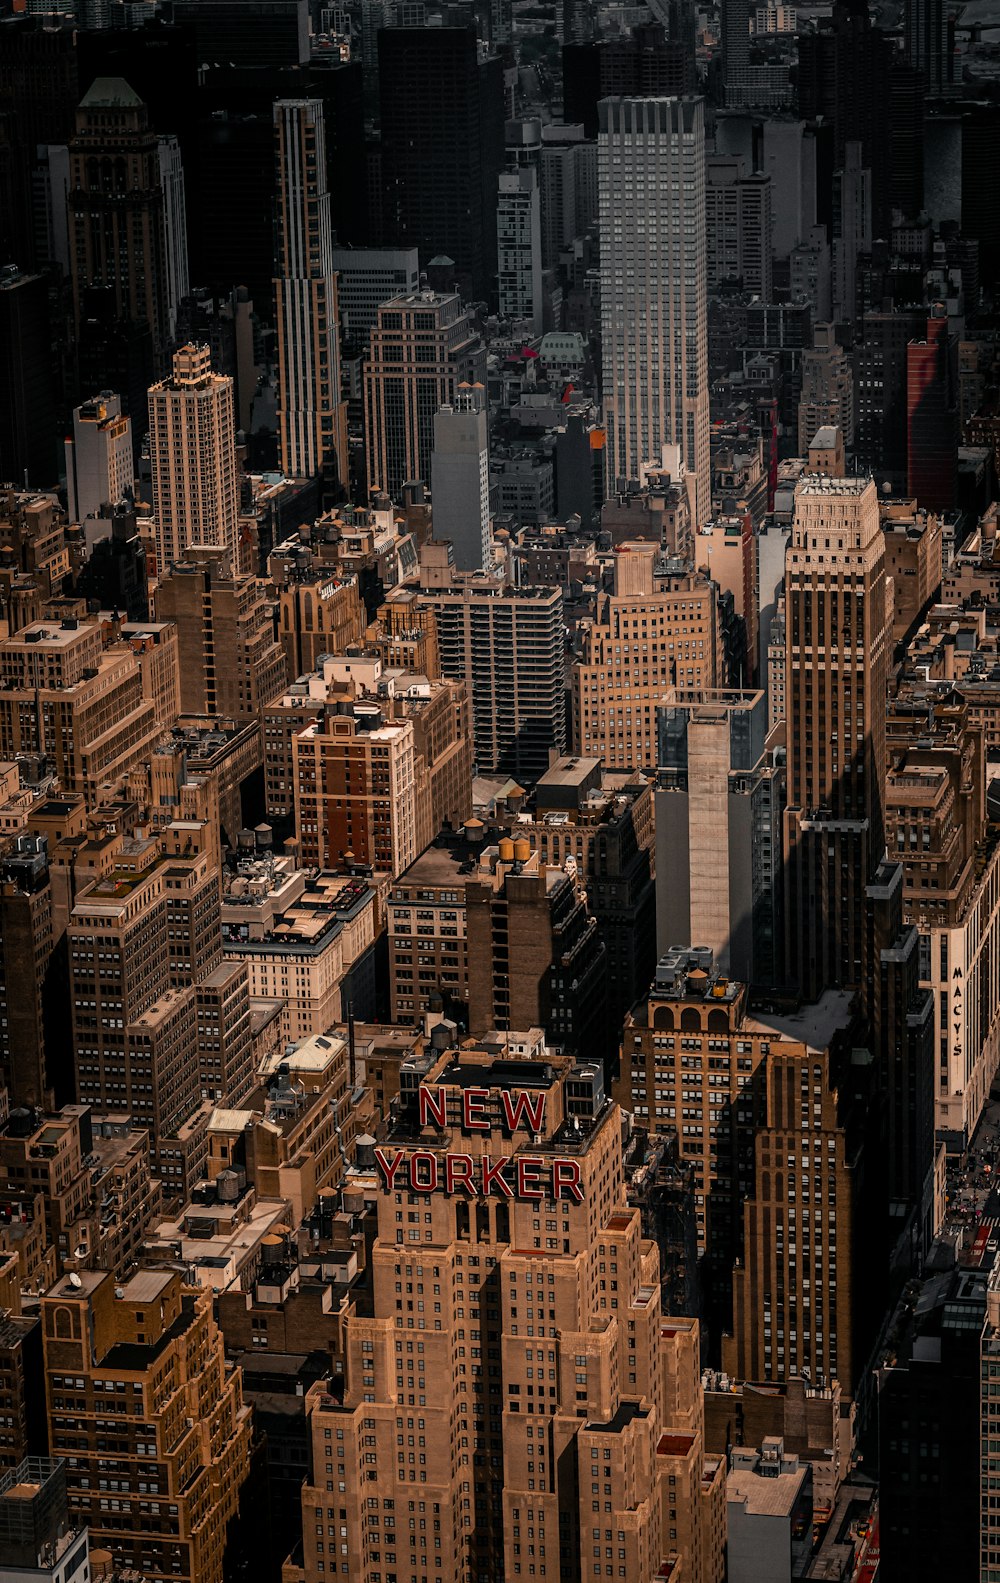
left=41, top=1268, right=254, bottom=1583
left=283, top=1042, right=724, bottom=1583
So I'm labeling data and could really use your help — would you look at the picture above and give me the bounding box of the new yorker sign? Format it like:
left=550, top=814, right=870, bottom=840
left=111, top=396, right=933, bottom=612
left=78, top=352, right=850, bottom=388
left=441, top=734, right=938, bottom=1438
left=373, top=1084, right=585, bottom=1202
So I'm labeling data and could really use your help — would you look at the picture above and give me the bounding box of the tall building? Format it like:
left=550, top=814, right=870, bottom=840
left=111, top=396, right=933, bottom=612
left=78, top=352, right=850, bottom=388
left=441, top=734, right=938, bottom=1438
left=853, top=308, right=925, bottom=488
left=783, top=436, right=888, bottom=999
left=285, top=1043, right=726, bottom=1583
left=796, top=0, right=893, bottom=234
left=705, top=157, right=773, bottom=300
left=416, top=547, right=566, bottom=781
left=497, top=168, right=543, bottom=335
left=378, top=27, right=504, bottom=305
left=722, top=1013, right=873, bottom=1403
left=904, top=0, right=952, bottom=95
left=148, top=343, right=240, bottom=571
left=573, top=543, right=727, bottom=770
left=64, top=392, right=134, bottom=528
left=598, top=97, right=710, bottom=519
left=273, top=99, right=348, bottom=489
left=655, top=689, right=783, bottom=986
left=907, top=308, right=958, bottom=513
left=562, top=24, right=696, bottom=133
left=0, top=834, right=57, bottom=1109
left=292, top=709, right=419, bottom=878
left=40, top=1269, right=254, bottom=1583
left=364, top=291, right=486, bottom=502
left=430, top=389, right=490, bottom=573
left=797, top=327, right=855, bottom=453
left=329, top=245, right=420, bottom=353
left=720, top=0, right=750, bottom=103
left=0, top=265, right=56, bottom=491
left=67, top=78, right=187, bottom=355
left=155, top=547, right=288, bottom=719
left=831, top=142, right=871, bottom=328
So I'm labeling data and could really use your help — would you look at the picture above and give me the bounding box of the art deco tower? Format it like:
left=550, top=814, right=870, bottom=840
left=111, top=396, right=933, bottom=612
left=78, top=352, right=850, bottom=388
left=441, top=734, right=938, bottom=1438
left=273, top=98, right=348, bottom=489
left=783, top=434, right=890, bottom=998
left=598, top=97, right=710, bottom=519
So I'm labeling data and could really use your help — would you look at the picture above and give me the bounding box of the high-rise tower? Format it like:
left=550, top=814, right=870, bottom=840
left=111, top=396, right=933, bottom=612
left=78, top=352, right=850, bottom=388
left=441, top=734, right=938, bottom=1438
left=598, top=98, right=710, bottom=520
left=783, top=433, right=889, bottom=998
left=273, top=99, right=348, bottom=489
left=147, top=343, right=240, bottom=572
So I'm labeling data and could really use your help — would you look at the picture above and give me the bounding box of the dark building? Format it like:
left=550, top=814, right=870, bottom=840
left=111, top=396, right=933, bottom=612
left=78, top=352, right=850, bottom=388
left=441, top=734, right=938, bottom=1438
left=962, top=104, right=1000, bottom=292
left=75, top=287, right=155, bottom=449
left=0, top=17, right=78, bottom=273
left=75, top=507, right=149, bottom=622
left=0, top=835, right=59, bottom=1110
left=903, top=0, right=953, bottom=98
left=889, top=60, right=926, bottom=222
left=466, top=853, right=610, bottom=1063
left=0, top=1314, right=46, bottom=1472
left=877, top=1258, right=989, bottom=1582
left=0, top=267, right=55, bottom=490
left=797, top=0, right=893, bottom=234
left=174, top=0, right=309, bottom=67
left=907, top=309, right=958, bottom=514
left=563, top=24, right=695, bottom=138
left=378, top=27, right=504, bottom=305
left=853, top=308, right=925, bottom=488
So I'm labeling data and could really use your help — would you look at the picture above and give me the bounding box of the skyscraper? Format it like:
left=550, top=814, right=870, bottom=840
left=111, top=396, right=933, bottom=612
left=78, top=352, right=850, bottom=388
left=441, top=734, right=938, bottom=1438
left=904, top=0, right=952, bottom=95
left=67, top=78, right=188, bottom=356
left=0, top=265, right=55, bottom=490
left=783, top=434, right=889, bottom=999
left=273, top=99, right=348, bottom=489
left=64, top=392, right=134, bottom=527
left=378, top=27, right=504, bottom=305
left=364, top=290, right=485, bottom=502
left=907, top=307, right=958, bottom=513
left=430, top=389, right=490, bottom=572
left=598, top=98, right=710, bottom=520
left=148, top=343, right=239, bottom=571
left=496, top=168, right=543, bottom=335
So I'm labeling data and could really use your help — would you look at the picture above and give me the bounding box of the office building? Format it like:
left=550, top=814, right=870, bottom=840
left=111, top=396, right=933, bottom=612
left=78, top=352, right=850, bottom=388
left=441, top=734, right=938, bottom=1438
left=0, top=266, right=55, bottom=491
left=222, top=862, right=379, bottom=1043
left=853, top=308, right=925, bottom=488
left=797, top=327, right=854, bottom=454
left=67, top=78, right=186, bottom=355
left=907, top=308, right=958, bottom=513
left=616, top=949, right=772, bottom=1271
left=378, top=27, right=504, bottom=305
left=148, top=344, right=240, bottom=572
left=573, top=543, right=726, bottom=770
left=416, top=547, right=566, bottom=781
left=783, top=435, right=888, bottom=998
left=0, top=619, right=169, bottom=810
left=64, top=393, right=134, bottom=529
left=721, top=0, right=750, bottom=103
left=722, top=998, right=870, bottom=1401
left=831, top=142, right=871, bottom=329
left=430, top=389, right=490, bottom=573
left=655, top=689, right=783, bottom=986
left=273, top=99, right=348, bottom=489
left=563, top=24, right=695, bottom=134
left=0, top=1459, right=88, bottom=1583
left=286, top=1042, right=725, bottom=1583
left=796, top=0, right=893, bottom=235
left=598, top=97, right=710, bottom=519
left=329, top=245, right=420, bottom=353
left=155, top=547, right=287, bottom=719
left=41, top=1269, right=253, bottom=1583
left=982, top=1260, right=1000, bottom=1580
left=706, top=158, right=773, bottom=300
left=497, top=168, right=543, bottom=335
left=904, top=0, right=952, bottom=96
left=364, top=291, right=486, bottom=503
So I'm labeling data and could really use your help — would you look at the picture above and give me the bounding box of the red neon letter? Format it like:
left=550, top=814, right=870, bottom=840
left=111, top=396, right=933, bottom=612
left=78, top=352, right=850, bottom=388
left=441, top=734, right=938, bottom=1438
left=419, top=1086, right=448, bottom=1128
left=462, top=1088, right=490, bottom=1131
left=501, top=1089, right=546, bottom=1134
left=409, top=1151, right=439, bottom=1193
left=445, top=1154, right=477, bottom=1195
left=375, top=1148, right=406, bottom=1190
left=552, top=1159, right=584, bottom=1203
left=481, top=1155, right=514, bottom=1198
left=516, top=1157, right=545, bottom=1200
